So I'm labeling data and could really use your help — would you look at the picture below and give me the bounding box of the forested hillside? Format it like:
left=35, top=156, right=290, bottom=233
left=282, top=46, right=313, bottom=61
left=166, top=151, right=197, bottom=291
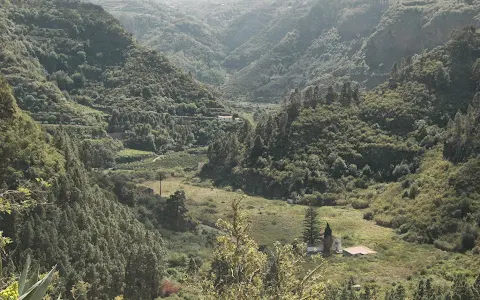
left=0, top=77, right=167, bottom=299
left=206, top=26, right=480, bottom=253
left=0, top=0, right=227, bottom=152
left=94, top=0, right=480, bottom=102
left=88, top=0, right=230, bottom=86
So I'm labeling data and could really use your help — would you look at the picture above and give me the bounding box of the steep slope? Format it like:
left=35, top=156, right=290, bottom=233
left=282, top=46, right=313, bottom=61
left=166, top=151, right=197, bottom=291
left=204, top=27, right=480, bottom=252
left=88, top=0, right=230, bottom=85
left=0, top=77, right=166, bottom=299
left=0, top=0, right=226, bottom=151
left=95, top=0, right=480, bottom=103
left=223, top=0, right=480, bottom=101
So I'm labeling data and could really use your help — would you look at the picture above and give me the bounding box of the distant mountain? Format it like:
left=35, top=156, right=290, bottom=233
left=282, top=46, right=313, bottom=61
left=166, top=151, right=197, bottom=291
left=0, top=0, right=227, bottom=151
left=222, top=0, right=480, bottom=101
left=93, top=0, right=480, bottom=102
left=88, top=0, right=230, bottom=85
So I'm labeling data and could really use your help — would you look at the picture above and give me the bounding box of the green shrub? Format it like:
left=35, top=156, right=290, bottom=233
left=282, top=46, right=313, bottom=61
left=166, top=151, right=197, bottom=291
left=168, top=253, right=189, bottom=268
left=363, top=211, right=374, bottom=220
left=351, top=199, right=369, bottom=209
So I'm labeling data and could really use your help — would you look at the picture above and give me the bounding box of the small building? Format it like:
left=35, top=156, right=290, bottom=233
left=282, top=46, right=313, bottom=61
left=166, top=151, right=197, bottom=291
left=218, top=116, right=234, bottom=122
left=352, top=285, right=362, bottom=291
left=343, top=246, right=377, bottom=257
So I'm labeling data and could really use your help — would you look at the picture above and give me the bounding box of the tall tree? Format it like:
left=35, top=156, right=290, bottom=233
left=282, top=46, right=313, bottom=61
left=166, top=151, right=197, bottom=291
left=323, top=223, right=333, bottom=256
left=390, top=62, right=399, bottom=80
left=313, top=86, right=321, bottom=107
left=286, top=89, right=302, bottom=123
left=340, top=82, right=352, bottom=106
left=303, top=207, right=321, bottom=245
left=249, top=135, right=266, bottom=166
left=163, top=190, right=188, bottom=231
left=325, top=86, right=337, bottom=104
left=124, top=245, right=162, bottom=300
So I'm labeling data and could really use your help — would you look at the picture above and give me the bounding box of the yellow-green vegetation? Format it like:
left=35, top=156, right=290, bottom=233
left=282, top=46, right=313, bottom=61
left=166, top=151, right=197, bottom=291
left=142, top=178, right=479, bottom=288
left=118, top=149, right=156, bottom=157
left=197, top=197, right=325, bottom=300
left=116, top=148, right=208, bottom=172
left=117, top=148, right=157, bottom=163
left=0, top=282, right=18, bottom=300
left=368, top=147, right=478, bottom=251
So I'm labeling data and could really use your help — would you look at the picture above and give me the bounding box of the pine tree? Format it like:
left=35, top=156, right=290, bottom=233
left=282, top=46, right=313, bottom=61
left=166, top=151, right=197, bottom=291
left=313, top=85, right=321, bottom=107
left=352, top=84, right=360, bottom=104
left=390, top=62, right=399, bottom=80
left=303, top=207, right=321, bottom=245
left=249, top=135, right=265, bottom=166
left=325, top=86, right=337, bottom=105
left=340, top=82, right=352, bottom=106
left=323, top=223, right=333, bottom=256
left=286, top=89, right=302, bottom=123
left=124, top=245, right=162, bottom=300
left=163, top=190, right=188, bottom=231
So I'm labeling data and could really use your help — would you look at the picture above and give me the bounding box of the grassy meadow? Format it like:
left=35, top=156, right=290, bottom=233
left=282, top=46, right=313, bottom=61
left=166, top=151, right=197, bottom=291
left=141, top=177, right=479, bottom=289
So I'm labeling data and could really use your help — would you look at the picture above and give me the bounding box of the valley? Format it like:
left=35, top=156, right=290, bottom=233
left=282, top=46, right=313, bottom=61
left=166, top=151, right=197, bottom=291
left=1, top=0, right=480, bottom=299
left=144, top=177, right=479, bottom=288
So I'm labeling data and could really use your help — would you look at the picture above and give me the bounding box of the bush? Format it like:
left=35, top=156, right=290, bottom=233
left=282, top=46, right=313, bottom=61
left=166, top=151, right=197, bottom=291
left=375, top=216, right=393, bottom=227
left=161, top=280, right=180, bottom=297
left=392, top=163, right=410, bottom=179
left=168, top=253, right=188, bottom=268
left=362, top=165, right=373, bottom=177
left=202, top=208, right=218, bottom=214
left=354, top=177, right=368, bottom=188
left=351, top=199, right=369, bottom=209
left=409, top=185, right=419, bottom=199
left=363, top=211, right=374, bottom=220
left=318, top=193, right=337, bottom=206
left=461, top=226, right=478, bottom=251
left=434, top=239, right=456, bottom=252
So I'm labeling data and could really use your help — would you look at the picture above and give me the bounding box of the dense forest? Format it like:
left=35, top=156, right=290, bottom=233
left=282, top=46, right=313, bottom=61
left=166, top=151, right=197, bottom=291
left=0, top=76, right=168, bottom=299
left=2, top=0, right=480, bottom=299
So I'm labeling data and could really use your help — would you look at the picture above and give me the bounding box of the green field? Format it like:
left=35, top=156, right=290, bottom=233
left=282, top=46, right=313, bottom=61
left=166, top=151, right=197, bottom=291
left=116, top=148, right=208, bottom=172
left=140, top=177, right=480, bottom=290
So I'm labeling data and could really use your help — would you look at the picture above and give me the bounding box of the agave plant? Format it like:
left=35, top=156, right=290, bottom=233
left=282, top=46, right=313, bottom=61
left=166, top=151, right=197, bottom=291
left=0, top=255, right=58, bottom=300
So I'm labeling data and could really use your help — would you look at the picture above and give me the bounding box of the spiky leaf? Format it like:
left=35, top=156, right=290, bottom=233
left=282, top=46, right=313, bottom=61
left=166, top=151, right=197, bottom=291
left=18, top=255, right=31, bottom=295
left=19, top=265, right=56, bottom=300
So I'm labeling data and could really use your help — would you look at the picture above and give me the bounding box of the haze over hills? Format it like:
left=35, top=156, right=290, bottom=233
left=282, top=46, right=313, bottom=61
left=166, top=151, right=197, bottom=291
left=93, top=0, right=480, bottom=102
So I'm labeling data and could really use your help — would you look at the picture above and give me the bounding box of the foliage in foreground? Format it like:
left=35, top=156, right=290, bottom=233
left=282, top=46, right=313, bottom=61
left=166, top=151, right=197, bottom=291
left=0, top=255, right=57, bottom=300
left=196, top=196, right=325, bottom=299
